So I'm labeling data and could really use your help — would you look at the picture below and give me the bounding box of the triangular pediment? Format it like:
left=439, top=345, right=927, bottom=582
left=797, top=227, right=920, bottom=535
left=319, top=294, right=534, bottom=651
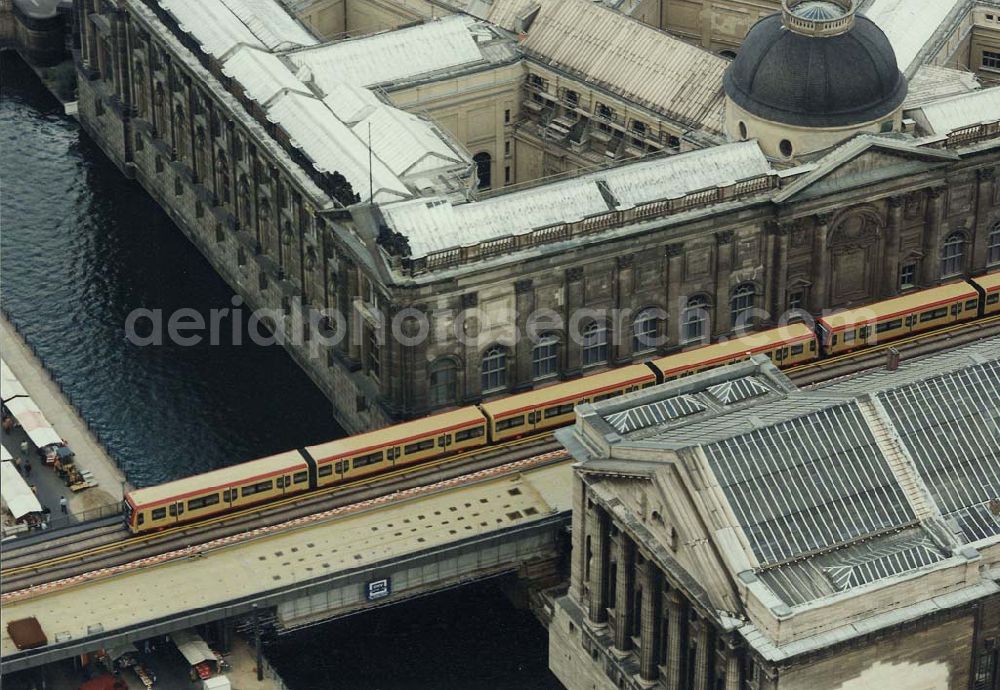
left=774, top=137, right=959, bottom=203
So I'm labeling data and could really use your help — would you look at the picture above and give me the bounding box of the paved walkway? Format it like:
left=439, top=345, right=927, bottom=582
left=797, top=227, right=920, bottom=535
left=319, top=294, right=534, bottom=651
left=0, top=313, right=129, bottom=520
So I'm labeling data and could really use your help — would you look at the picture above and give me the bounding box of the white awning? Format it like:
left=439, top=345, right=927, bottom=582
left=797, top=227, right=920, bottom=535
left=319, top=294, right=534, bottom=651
left=1, top=461, right=42, bottom=519
left=1, top=360, right=28, bottom=399
left=3, top=397, right=62, bottom=448
left=171, top=630, right=215, bottom=666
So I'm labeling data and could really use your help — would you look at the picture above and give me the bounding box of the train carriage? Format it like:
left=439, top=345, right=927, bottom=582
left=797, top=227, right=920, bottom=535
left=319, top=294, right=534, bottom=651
left=972, top=272, right=1000, bottom=315
left=818, top=281, right=979, bottom=355
left=650, top=323, right=818, bottom=381
left=480, top=364, right=657, bottom=443
left=306, top=407, right=488, bottom=488
left=124, top=450, right=310, bottom=533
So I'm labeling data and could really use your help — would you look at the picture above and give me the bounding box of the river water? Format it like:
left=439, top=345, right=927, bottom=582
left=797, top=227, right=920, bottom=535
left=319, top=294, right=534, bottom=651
left=0, top=54, right=560, bottom=689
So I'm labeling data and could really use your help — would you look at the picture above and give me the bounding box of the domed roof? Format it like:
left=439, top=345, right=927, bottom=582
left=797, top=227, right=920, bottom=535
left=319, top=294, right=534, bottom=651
left=723, top=0, right=907, bottom=128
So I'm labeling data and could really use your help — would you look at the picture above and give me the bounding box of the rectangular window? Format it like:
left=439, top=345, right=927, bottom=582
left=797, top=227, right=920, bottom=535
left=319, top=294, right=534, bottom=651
left=919, top=307, right=948, bottom=322
left=504, top=166, right=511, bottom=184
left=365, top=324, right=380, bottom=382
left=788, top=291, right=804, bottom=310
left=791, top=344, right=804, bottom=355
left=188, top=494, right=220, bottom=511
left=966, top=299, right=979, bottom=311
left=983, top=50, right=1000, bottom=70
left=593, top=390, right=621, bottom=402
left=320, top=464, right=335, bottom=476
left=152, top=507, right=167, bottom=520
left=544, top=403, right=575, bottom=418
left=504, top=141, right=511, bottom=156
left=876, top=318, right=904, bottom=332
left=241, top=480, right=273, bottom=497
left=455, top=427, right=485, bottom=442
left=899, top=262, right=916, bottom=290
left=843, top=330, right=856, bottom=343
left=496, top=415, right=525, bottom=431
left=988, top=293, right=1000, bottom=305
left=293, top=471, right=308, bottom=484
left=353, top=452, right=383, bottom=469
left=404, top=439, right=435, bottom=455
left=504, top=109, right=510, bottom=123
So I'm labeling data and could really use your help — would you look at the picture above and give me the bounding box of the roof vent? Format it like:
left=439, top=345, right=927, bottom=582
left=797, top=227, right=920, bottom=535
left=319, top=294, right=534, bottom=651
left=782, top=0, right=855, bottom=36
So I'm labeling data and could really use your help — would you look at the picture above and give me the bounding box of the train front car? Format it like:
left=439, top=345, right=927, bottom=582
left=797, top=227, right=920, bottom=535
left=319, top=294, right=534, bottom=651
left=817, top=281, right=980, bottom=355
left=306, top=407, right=489, bottom=489
left=480, top=364, right=658, bottom=443
left=650, top=323, right=818, bottom=381
left=124, top=450, right=311, bottom=533
left=971, top=272, right=1000, bottom=315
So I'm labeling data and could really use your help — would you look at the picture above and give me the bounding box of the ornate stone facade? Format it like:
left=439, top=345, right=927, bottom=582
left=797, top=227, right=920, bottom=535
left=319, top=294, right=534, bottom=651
left=74, top=0, right=1000, bottom=431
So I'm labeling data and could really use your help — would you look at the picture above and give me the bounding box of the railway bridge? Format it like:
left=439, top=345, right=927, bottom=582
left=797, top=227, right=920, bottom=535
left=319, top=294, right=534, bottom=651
left=0, top=457, right=571, bottom=675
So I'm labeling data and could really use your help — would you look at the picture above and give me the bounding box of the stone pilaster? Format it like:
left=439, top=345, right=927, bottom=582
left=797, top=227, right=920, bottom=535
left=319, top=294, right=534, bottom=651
left=693, top=618, right=711, bottom=690
left=921, top=186, right=946, bottom=285
left=614, top=254, right=635, bottom=363
left=639, top=558, right=662, bottom=681
left=713, top=231, right=734, bottom=334
left=665, top=244, right=684, bottom=348
left=972, top=167, right=996, bottom=271
left=564, top=267, right=584, bottom=377
left=663, top=591, right=685, bottom=690
left=587, top=500, right=609, bottom=625
left=514, top=278, right=535, bottom=390
left=768, top=222, right=790, bottom=316
left=613, top=534, right=635, bottom=653
left=811, top=213, right=830, bottom=312
left=883, top=196, right=903, bottom=296
left=724, top=642, right=742, bottom=690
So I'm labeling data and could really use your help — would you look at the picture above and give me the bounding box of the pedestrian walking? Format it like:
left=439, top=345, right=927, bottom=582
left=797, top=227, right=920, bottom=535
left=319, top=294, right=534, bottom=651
left=30, top=484, right=37, bottom=495
left=59, top=496, right=67, bottom=514
left=13, top=456, right=22, bottom=475
left=19, top=440, right=29, bottom=457
left=24, top=460, right=31, bottom=477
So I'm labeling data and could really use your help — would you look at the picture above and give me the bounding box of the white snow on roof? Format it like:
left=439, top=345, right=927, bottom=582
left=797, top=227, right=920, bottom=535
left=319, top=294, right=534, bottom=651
left=381, top=141, right=771, bottom=258
left=159, top=0, right=316, bottom=59
left=268, top=92, right=411, bottom=203
left=222, top=47, right=309, bottom=104
left=863, top=0, right=965, bottom=75
left=914, top=88, right=1000, bottom=135
left=320, top=87, right=381, bottom=124
left=903, top=65, right=979, bottom=108
left=287, top=15, right=486, bottom=90
left=350, top=106, right=467, bottom=178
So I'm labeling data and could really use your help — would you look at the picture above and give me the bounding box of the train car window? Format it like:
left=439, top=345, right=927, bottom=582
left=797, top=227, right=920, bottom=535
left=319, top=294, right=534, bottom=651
left=137, top=513, right=145, bottom=525
left=965, top=299, right=978, bottom=310
left=593, top=390, right=621, bottom=402
left=810, top=341, right=816, bottom=351
left=169, top=504, right=178, bottom=516
left=388, top=447, right=401, bottom=460
left=276, top=476, right=286, bottom=489
left=876, top=318, right=904, bottom=332
left=353, top=452, right=383, bottom=469
left=320, top=464, right=335, bottom=476
left=405, top=439, right=435, bottom=455
left=293, top=471, right=308, bottom=484
left=791, top=344, right=804, bottom=355
left=223, top=489, right=232, bottom=502
left=188, top=494, right=220, bottom=511
left=455, top=427, right=485, bottom=441
left=544, top=403, right=575, bottom=418
left=831, top=335, right=838, bottom=345
left=918, top=308, right=947, bottom=323
left=843, top=330, right=856, bottom=343
left=256, top=480, right=273, bottom=493
left=152, top=507, right=166, bottom=520
left=989, top=293, right=1000, bottom=305
left=496, top=415, right=526, bottom=431
left=641, top=382, right=656, bottom=388
left=242, top=480, right=274, bottom=497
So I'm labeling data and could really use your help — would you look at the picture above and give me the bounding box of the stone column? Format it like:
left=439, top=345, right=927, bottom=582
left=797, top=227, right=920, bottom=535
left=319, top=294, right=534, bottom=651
left=639, top=559, right=662, bottom=681
left=811, top=213, right=830, bottom=312
left=460, top=292, right=481, bottom=401
left=883, top=196, right=904, bottom=296
left=564, top=267, right=584, bottom=378
left=166, top=59, right=177, bottom=159
left=921, top=186, right=946, bottom=285
left=514, top=279, right=535, bottom=391
left=663, top=591, right=685, bottom=690
left=614, top=254, right=635, bottom=364
left=972, top=167, right=997, bottom=271
left=587, top=501, right=609, bottom=625
left=724, top=642, right=742, bottom=690
left=665, top=244, right=684, bottom=348
left=769, top=222, right=790, bottom=317
left=613, top=535, right=635, bottom=653
left=713, top=231, right=734, bottom=335
left=693, top=618, right=711, bottom=690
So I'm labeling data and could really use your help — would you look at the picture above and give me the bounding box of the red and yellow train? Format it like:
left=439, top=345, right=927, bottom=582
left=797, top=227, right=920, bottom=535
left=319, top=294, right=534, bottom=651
left=124, top=273, right=1000, bottom=533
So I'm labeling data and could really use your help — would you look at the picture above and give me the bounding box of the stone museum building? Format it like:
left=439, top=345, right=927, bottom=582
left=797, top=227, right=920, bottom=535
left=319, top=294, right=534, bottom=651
left=550, top=339, right=1000, bottom=690
left=68, top=0, right=1000, bottom=430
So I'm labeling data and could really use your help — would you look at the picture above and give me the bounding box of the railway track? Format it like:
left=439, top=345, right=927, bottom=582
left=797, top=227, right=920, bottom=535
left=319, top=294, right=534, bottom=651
left=4, top=314, right=997, bottom=596
left=0, top=436, right=563, bottom=594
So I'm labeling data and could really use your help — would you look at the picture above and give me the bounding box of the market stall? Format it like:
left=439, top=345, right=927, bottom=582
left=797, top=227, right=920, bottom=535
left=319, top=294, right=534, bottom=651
left=1, top=460, right=42, bottom=528
left=171, top=630, right=220, bottom=681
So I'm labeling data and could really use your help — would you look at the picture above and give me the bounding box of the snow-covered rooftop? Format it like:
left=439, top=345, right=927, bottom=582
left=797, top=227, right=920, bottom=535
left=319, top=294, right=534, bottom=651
left=286, top=15, right=503, bottom=91
left=910, top=88, right=1000, bottom=136
left=862, top=0, right=967, bottom=76
left=380, top=141, right=772, bottom=258
left=903, top=65, right=979, bottom=109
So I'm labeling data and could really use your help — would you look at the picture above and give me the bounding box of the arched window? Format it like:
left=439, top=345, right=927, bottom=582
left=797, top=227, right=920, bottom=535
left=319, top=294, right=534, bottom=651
left=632, top=309, right=661, bottom=353
left=217, top=152, right=230, bottom=204
left=682, top=296, right=710, bottom=344
left=988, top=223, right=1000, bottom=266
left=581, top=321, right=608, bottom=367
left=532, top=335, right=559, bottom=380
left=429, top=359, right=458, bottom=407
left=238, top=177, right=252, bottom=229
left=473, top=152, right=492, bottom=189
left=731, top=283, right=756, bottom=328
left=173, top=105, right=187, bottom=160
left=481, top=346, right=507, bottom=393
left=133, top=61, right=147, bottom=116
left=941, top=232, right=965, bottom=277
